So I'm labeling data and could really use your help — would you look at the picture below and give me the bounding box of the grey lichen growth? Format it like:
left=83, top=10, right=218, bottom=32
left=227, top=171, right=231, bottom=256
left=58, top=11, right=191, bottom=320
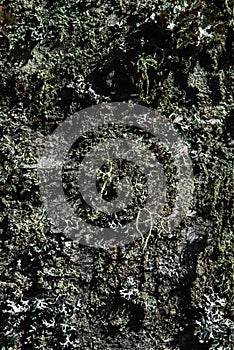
left=0, top=0, right=233, bottom=349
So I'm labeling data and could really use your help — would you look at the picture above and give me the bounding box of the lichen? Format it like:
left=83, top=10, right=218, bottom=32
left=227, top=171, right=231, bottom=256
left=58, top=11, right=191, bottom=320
left=0, top=0, right=233, bottom=349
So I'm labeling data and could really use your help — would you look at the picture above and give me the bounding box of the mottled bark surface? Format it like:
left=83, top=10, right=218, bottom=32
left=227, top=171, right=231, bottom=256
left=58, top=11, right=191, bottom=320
left=0, top=1, right=233, bottom=349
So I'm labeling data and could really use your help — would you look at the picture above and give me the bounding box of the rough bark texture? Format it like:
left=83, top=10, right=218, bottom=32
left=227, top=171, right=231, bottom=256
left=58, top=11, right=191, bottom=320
left=0, top=1, right=233, bottom=349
